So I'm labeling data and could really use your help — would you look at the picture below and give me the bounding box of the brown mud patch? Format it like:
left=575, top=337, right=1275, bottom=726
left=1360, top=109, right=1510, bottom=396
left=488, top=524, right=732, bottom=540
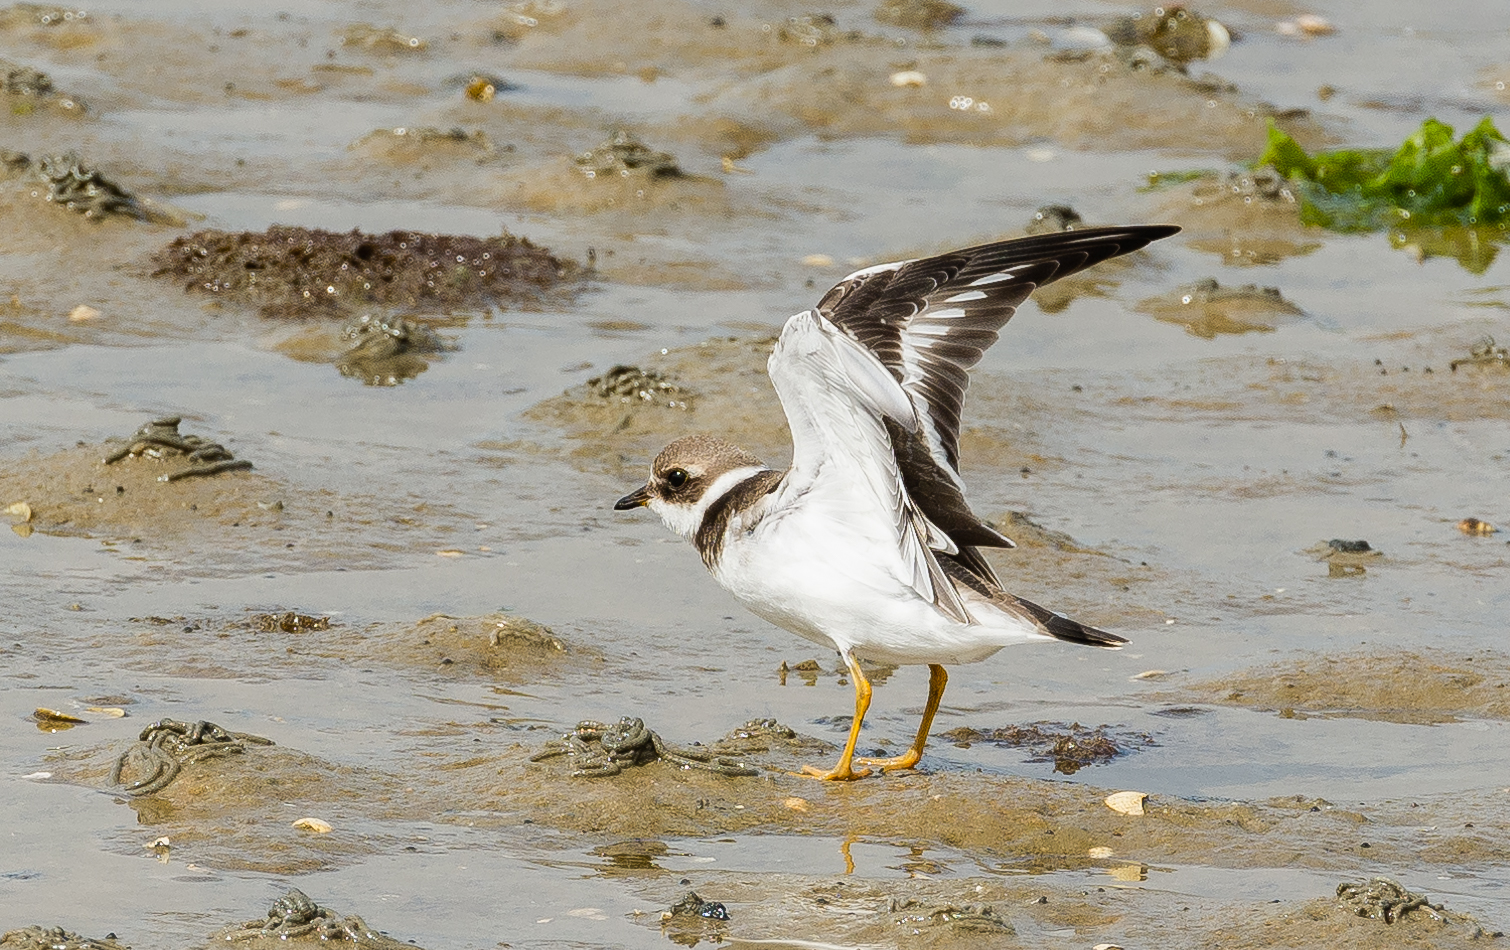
left=0, top=149, right=162, bottom=222
left=109, top=610, right=585, bottom=693
left=50, top=735, right=405, bottom=874
left=347, top=125, right=502, bottom=170
left=490, top=151, right=731, bottom=221
left=0, top=441, right=481, bottom=572
left=318, top=612, right=598, bottom=684
left=1, top=56, right=86, bottom=116
left=33, top=610, right=587, bottom=873
left=1138, top=278, right=1306, bottom=338
left=1151, top=651, right=1510, bottom=724
left=32, top=715, right=1510, bottom=944
left=209, top=888, right=422, bottom=948
left=0, top=158, right=177, bottom=255
left=78, top=608, right=587, bottom=686
left=0, top=4, right=106, bottom=54
left=992, top=509, right=1109, bottom=555
left=1202, top=892, right=1502, bottom=949
left=459, top=126, right=757, bottom=290
left=264, top=312, right=461, bottom=382
left=151, top=226, right=579, bottom=319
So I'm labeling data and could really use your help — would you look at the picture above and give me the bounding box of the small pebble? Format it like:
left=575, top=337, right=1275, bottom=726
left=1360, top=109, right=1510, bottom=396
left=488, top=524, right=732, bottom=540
left=1277, top=14, right=1334, bottom=37
left=1457, top=517, right=1497, bottom=536
left=293, top=817, right=333, bottom=833
left=1294, top=13, right=1335, bottom=34
left=1105, top=791, right=1148, bottom=816
left=889, top=70, right=927, bottom=88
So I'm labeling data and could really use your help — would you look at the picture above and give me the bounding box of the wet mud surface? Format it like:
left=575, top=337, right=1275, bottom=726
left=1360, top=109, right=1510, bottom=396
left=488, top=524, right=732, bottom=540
left=1155, top=651, right=1510, bottom=724
left=0, top=439, right=480, bottom=573
left=4, top=0, right=1510, bottom=946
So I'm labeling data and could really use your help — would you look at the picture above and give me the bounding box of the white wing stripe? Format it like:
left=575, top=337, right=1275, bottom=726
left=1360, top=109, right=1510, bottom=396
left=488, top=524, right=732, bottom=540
left=943, top=290, right=989, bottom=303
left=967, top=272, right=1017, bottom=287
left=910, top=322, right=959, bottom=337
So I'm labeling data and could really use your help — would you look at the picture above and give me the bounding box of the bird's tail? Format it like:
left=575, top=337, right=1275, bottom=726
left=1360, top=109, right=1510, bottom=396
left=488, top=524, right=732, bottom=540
left=1012, top=595, right=1128, bottom=648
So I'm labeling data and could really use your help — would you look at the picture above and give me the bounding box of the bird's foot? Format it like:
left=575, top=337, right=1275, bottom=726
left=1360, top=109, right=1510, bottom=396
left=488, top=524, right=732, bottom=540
left=855, top=750, right=922, bottom=774
left=794, top=761, right=872, bottom=782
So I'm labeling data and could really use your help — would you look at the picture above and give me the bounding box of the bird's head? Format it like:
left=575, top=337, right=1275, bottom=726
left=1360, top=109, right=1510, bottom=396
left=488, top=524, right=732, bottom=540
left=614, top=434, right=767, bottom=540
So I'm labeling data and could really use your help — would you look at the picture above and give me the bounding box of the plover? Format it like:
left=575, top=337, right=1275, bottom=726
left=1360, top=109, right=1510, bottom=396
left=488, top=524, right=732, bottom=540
left=616, top=225, right=1179, bottom=780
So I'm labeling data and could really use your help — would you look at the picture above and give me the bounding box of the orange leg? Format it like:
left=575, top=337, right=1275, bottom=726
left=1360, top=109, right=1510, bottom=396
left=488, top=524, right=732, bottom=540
left=857, top=664, right=947, bottom=773
left=797, top=651, right=873, bottom=781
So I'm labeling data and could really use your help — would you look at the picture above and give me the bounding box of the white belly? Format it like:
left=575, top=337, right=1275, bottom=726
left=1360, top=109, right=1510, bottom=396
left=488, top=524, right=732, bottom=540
left=709, top=502, right=1042, bottom=666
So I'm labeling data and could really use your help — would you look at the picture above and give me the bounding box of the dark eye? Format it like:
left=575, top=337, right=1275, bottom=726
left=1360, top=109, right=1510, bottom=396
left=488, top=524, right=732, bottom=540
left=666, top=468, right=689, bottom=489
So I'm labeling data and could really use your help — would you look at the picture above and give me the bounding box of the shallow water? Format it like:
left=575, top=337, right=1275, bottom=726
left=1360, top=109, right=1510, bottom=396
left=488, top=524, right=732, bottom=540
left=3, top=0, right=1509, bottom=946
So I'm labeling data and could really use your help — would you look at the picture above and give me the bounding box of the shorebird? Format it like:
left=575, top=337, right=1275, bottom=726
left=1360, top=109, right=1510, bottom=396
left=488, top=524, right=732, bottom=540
left=616, top=225, right=1178, bottom=779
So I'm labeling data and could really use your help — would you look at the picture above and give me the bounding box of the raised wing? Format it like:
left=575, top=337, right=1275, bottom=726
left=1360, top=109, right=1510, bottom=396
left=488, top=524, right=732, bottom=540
left=816, top=225, right=1179, bottom=567
left=767, top=310, right=972, bottom=624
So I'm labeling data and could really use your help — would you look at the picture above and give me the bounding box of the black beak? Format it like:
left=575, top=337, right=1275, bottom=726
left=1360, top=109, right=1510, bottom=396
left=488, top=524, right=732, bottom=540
left=614, top=483, right=652, bottom=510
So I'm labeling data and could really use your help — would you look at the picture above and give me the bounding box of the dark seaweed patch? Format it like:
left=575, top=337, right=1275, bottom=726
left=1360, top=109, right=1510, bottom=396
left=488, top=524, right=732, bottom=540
left=152, top=225, right=579, bottom=317
left=939, top=722, right=1151, bottom=774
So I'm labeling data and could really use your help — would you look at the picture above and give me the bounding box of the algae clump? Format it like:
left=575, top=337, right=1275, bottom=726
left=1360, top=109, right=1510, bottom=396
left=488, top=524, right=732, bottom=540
left=1259, top=117, right=1510, bottom=231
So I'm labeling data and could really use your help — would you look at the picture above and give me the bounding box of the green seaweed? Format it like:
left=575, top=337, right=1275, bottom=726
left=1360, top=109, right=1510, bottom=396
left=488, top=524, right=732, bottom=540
left=1259, top=117, right=1510, bottom=231
left=1258, top=118, right=1510, bottom=271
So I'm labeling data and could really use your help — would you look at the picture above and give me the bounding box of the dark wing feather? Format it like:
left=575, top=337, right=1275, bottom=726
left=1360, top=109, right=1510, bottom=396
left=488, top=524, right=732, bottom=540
left=1010, top=592, right=1128, bottom=647
left=938, top=554, right=1128, bottom=647
left=818, top=224, right=1178, bottom=561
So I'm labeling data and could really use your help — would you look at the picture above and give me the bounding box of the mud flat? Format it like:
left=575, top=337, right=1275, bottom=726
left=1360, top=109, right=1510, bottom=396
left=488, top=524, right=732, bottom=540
left=3, top=0, right=1509, bottom=946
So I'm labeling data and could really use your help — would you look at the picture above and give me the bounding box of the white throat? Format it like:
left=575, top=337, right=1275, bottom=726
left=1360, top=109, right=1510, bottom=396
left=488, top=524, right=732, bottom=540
left=649, top=465, right=768, bottom=540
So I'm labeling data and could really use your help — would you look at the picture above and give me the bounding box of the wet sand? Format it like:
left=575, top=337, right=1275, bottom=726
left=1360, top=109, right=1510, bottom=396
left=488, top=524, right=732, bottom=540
left=3, top=0, right=1509, bottom=946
